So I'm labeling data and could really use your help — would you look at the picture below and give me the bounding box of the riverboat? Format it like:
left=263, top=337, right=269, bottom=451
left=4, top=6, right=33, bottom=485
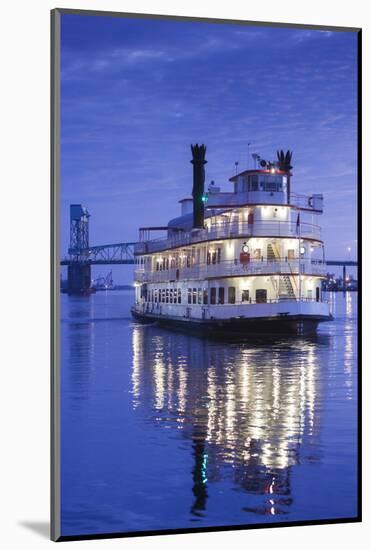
left=131, top=145, right=332, bottom=335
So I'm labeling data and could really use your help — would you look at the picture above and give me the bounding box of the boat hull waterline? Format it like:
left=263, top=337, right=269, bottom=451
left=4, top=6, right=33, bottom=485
left=131, top=307, right=333, bottom=336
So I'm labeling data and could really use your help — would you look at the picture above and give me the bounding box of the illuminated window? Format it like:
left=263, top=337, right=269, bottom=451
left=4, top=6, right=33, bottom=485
left=218, top=287, right=225, bottom=304
left=210, top=287, right=216, bottom=305
left=203, top=289, right=208, bottom=305
left=241, top=289, right=249, bottom=302
left=256, top=289, right=267, bottom=303
left=228, top=287, right=236, bottom=304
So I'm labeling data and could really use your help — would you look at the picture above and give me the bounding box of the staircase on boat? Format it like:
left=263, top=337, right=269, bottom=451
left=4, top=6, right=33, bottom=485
left=267, top=243, right=297, bottom=301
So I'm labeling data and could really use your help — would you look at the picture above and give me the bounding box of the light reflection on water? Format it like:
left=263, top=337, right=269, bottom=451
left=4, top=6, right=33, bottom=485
left=61, top=291, right=358, bottom=536
left=131, top=327, right=322, bottom=516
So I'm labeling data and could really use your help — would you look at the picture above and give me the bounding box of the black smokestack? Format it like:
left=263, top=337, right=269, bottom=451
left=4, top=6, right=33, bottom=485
left=191, top=144, right=207, bottom=229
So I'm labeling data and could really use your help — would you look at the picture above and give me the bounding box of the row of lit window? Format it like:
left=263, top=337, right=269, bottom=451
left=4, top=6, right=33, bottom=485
left=155, top=247, right=222, bottom=271
left=143, top=286, right=268, bottom=305
left=245, top=175, right=284, bottom=192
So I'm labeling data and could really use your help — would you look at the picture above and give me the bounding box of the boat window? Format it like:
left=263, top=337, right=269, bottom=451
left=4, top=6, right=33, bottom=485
left=198, top=288, right=202, bottom=304
left=308, top=289, right=313, bottom=300
left=166, top=289, right=169, bottom=303
left=210, top=287, right=216, bottom=305
left=178, top=289, right=181, bottom=304
left=248, top=175, right=259, bottom=191
left=192, top=288, right=197, bottom=304
left=188, top=288, right=192, bottom=304
left=287, top=249, right=295, bottom=260
left=242, top=289, right=249, bottom=302
left=154, top=289, right=158, bottom=302
left=218, top=287, right=225, bottom=304
left=258, top=175, right=283, bottom=192
left=228, top=287, right=236, bottom=304
left=170, top=288, right=173, bottom=303
left=203, top=289, right=208, bottom=305
left=207, top=251, right=211, bottom=265
left=254, top=248, right=261, bottom=260
left=256, top=289, right=267, bottom=303
left=217, top=248, right=221, bottom=263
left=316, top=287, right=320, bottom=302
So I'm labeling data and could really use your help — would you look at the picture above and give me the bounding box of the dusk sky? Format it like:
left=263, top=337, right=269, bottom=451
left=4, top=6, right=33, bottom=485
left=60, top=14, right=358, bottom=283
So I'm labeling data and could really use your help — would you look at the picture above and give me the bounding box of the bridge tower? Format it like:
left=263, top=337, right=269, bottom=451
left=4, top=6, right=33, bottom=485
left=67, top=204, right=92, bottom=295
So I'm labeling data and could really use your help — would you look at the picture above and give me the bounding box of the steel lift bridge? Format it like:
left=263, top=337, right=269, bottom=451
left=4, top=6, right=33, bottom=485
left=60, top=204, right=136, bottom=294
left=60, top=204, right=358, bottom=295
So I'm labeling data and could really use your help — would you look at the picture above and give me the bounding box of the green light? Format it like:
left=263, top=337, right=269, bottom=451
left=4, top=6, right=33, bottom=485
left=201, top=194, right=208, bottom=203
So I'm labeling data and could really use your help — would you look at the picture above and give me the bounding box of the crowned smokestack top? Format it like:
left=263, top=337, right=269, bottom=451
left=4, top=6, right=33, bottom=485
left=276, top=149, right=293, bottom=204
left=191, top=144, right=207, bottom=229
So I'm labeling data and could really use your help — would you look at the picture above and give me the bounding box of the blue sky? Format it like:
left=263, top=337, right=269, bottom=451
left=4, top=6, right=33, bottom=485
left=60, top=14, right=358, bottom=283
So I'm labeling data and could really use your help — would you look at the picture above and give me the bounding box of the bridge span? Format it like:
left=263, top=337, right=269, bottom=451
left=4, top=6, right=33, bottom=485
left=61, top=204, right=357, bottom=294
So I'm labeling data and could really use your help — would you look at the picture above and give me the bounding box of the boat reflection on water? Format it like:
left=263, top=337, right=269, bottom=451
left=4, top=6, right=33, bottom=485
left=131, top=326, right=326, bottom=518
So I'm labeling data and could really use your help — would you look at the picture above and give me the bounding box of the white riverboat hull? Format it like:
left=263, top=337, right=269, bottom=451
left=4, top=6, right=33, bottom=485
left=131, top=300, right=332, bottom=337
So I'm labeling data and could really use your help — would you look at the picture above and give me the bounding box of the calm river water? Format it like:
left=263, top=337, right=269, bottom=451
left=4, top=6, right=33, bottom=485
left=60, top=291, right=358, bottom=536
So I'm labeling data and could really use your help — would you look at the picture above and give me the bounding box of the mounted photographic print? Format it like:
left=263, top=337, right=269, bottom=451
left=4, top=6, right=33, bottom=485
left=51, top=8, right=361, bottom=541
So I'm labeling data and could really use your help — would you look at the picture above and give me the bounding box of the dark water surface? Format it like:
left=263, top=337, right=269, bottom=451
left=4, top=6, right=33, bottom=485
left=60, top=291, right=358, bottom=536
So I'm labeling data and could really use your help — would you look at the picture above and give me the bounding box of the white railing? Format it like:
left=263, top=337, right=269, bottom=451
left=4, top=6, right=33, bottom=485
left=134, top=220, right=321, bottom=255
left=134, top=259, right=327, bottom=283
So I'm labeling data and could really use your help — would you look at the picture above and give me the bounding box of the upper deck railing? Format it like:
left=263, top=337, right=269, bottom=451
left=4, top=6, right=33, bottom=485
left=205, top=190, right=322, bottom=211
left=134, top=258, right=327, bottom=283
left=135, top=220, right=322, bottom=255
